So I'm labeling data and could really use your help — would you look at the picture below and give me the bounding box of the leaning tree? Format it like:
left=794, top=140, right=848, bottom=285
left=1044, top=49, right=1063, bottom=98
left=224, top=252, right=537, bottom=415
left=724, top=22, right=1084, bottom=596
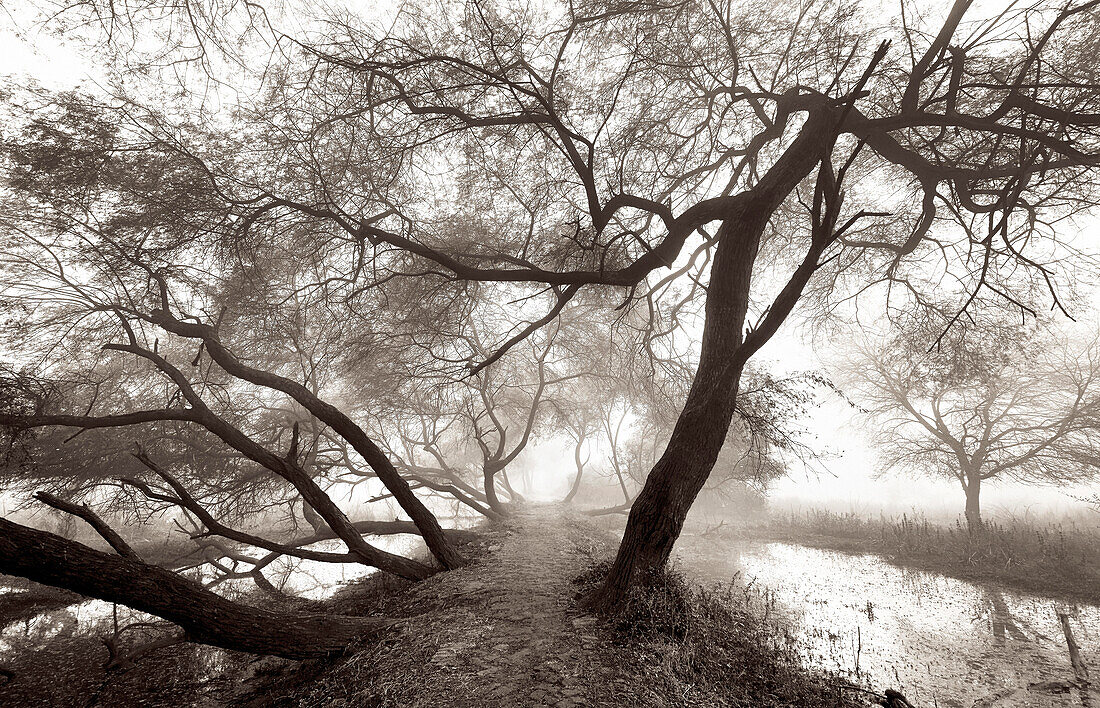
left=1, top=0, right=1100, bottom=643
left=849, top=313, right=1100, bottom=532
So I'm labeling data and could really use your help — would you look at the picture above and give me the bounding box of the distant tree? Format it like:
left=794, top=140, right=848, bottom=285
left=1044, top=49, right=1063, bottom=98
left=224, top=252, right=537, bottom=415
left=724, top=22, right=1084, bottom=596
left=850, top=316, right=1100, bottom=531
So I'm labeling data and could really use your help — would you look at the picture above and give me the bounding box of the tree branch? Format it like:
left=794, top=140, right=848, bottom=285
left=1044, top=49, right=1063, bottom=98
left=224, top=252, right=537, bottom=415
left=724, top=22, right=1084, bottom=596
left=34, top=492, right=141, bottom=561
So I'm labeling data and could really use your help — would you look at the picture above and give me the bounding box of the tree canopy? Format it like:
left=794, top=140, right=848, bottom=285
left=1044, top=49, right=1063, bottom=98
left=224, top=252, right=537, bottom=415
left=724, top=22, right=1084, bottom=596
left=849, top=312, right=1100, bottom=529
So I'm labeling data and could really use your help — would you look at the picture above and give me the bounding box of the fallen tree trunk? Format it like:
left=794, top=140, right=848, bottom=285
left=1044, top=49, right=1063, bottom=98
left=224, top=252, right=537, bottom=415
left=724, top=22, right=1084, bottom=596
left=583, top=502, right=632, bottom=517
left=336, top=519, right=478, bottom=543
left=0, top=518, right=395, bottom=660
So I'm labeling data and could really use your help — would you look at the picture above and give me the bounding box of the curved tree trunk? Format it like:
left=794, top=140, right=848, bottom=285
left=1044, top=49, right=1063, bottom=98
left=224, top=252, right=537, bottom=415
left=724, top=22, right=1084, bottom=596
left=483, top=465, right=509, bottom=516
left=0, top=518, right=393, bottom=659
left=500, top=468, right=524, bottom=502
left=147, top=311, right=465, bottom=571
left=301, top=497, right=327, bottom=534
left=582, top=215, right=759, bottom=610
left=562, top=437, right=586, bottom=503
left=584, top=113, right=832, bottom=611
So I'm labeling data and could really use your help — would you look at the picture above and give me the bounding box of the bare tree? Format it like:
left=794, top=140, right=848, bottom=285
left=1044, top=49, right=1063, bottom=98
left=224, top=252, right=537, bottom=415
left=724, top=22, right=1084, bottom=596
left=850, top=315, right=1100, bottom=531
left=0, top=512, right=396, bottom=659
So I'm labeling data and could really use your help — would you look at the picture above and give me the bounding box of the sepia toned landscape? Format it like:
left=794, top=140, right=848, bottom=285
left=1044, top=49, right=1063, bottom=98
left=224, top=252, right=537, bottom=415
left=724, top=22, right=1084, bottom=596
left=1, top=0, right=1099, bottom=705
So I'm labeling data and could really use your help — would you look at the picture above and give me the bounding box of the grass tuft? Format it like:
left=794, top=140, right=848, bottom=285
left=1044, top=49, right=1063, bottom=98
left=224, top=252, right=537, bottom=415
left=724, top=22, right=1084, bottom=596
left=574, top=559, right=865, bottom=707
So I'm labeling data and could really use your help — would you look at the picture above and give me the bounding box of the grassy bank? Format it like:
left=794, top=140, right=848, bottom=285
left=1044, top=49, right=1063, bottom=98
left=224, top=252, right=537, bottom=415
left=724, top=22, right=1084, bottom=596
left=569, top=560, right=869, bottom=708
left=737, top=509, right=1100, bottom=602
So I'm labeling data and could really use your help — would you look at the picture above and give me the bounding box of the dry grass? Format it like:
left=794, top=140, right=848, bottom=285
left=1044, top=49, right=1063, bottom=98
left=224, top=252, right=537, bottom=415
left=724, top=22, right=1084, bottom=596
left=248, top=519, right=873, bottom=708
left=755, top=509, right=1100, bottom=601
left=571, top=559, right=867, bottom=708
left=0, top=515, right=877, bottom=707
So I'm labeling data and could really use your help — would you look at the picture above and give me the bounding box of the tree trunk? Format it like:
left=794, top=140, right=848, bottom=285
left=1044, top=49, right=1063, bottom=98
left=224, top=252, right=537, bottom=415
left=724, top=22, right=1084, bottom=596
left=583, top=111, right=832, bottom=611
left=965, top=475, right=983, bottom=533
left=301, top=497, right=327, bottom=534
left=0, top=518, right=393, bottom=660
left=483, top=465, right=509, bottom=516
left=582, top=213, right=762, bottom=610
left=148, top=312, right=465, bottom=571
left=562, top=437, right=586, bottom=503
left=500, top=468, right=524, bottom=502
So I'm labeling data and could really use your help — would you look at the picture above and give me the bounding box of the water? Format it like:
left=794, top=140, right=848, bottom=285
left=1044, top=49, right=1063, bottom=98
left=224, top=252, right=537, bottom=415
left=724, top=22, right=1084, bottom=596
left=675, top=534, right=1100, bottom=707
left=217, top=534, right=426, bottom=600
left=0, top=594, right=116, bottom=656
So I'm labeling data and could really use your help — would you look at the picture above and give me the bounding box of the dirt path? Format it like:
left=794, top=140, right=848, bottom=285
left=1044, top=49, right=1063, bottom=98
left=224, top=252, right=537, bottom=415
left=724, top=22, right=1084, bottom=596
left=293, top=504, right=658, bottom=708
left=264, top=505, right=876, bottom=708
left=413, top=506, right=609, bottom=706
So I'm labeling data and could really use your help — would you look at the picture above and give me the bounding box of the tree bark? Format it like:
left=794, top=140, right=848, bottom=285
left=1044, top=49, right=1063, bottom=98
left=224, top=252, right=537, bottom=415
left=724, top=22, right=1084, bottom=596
left=964, top=474, right=983, bottom=533
left=562, top=436, right=586, bottom=503
left=146, top=310, right=465, bottom=570
left=584, top=110, right=833, bottom=611
left=1058, top=611, right=1090, bottom=683
left=483, top=465, right=509, bottom=516
left=0, top=518, right=394, bottom=660
left=301, top=497, right=327, bottom=534
left=499, top=468, right=524, bottom=502
left=580, top=229, right=752, bottom=606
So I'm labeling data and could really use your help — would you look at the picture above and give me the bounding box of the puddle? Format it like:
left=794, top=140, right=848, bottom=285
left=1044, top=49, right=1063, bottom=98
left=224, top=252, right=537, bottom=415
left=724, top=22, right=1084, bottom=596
left=676, top=536, right=1100, bottom=707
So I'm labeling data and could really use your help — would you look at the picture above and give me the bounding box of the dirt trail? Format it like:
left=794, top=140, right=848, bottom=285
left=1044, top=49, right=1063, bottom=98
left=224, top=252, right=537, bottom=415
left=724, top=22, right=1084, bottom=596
left=310, top=504, right=649, bottom=708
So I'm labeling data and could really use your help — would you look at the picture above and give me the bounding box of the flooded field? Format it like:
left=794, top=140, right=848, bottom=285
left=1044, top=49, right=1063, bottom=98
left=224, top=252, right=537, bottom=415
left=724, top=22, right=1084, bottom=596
left=676, top=534, right=1100, bottom=707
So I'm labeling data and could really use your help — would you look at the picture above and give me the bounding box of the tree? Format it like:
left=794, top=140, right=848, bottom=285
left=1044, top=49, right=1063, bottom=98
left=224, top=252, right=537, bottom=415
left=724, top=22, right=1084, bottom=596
left=388, top=329, right=580, bottom=518
left=352, top=296, right=612, bottom=518
left=1, top=0, right=1099, bottom=627
left=562, top=365, right=826, bottom=515
left=849, top=315, right=1100, bottom=531
left=0, top=513, right=396, bottom=659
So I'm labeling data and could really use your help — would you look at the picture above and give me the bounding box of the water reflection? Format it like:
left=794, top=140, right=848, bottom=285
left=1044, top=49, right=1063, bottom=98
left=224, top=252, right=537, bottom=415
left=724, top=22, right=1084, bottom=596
left=256, top=534, right=425, bottom=600
left=676, top=536, right=1100, bottom=707
left=985, top=588, right=1030, bottom=643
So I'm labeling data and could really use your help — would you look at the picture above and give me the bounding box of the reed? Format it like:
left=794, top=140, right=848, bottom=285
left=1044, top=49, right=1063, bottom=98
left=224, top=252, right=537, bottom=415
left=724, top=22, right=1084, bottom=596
left=755, top=509, right=1100, bottom=600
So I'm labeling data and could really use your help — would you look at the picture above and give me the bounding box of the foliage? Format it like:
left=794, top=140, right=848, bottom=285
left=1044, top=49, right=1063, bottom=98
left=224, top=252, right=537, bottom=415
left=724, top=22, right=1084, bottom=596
left=2, top=0, right=1100, bottom=642
left=845, top=310, right=1100, bottom=526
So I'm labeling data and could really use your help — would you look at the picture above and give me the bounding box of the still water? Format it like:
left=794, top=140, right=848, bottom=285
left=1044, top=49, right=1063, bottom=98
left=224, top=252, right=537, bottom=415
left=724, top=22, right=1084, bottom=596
left=675, top=534, right=1100, bottom=707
